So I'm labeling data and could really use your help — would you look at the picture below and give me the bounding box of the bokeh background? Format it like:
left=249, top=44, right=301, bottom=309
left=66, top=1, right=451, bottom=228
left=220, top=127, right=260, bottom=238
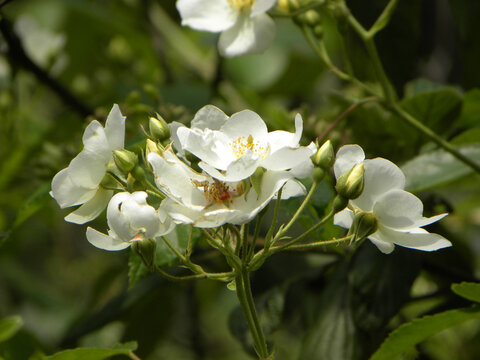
left=1, top=0, right=480, bottom=359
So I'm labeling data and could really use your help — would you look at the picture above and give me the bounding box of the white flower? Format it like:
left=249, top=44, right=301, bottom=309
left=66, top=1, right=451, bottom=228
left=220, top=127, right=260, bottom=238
left=176, top=0, right=277, bottom=57
left=51, top=105, right=126, bottom=224
left=86, top=192, right=174, bottom=251
left=147, top=147, right=304, bottom=227
left=333, top=145, right=451, bottom=254
left=172, top=105, right=317, bottom=182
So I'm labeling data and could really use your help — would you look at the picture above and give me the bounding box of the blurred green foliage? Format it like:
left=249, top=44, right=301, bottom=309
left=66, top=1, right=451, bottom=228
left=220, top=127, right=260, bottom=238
left=1, top=0, right=480, bottom=359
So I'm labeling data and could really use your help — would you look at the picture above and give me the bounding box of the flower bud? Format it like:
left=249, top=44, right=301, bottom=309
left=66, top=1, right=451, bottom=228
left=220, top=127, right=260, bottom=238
left=332, top=194, right=349, bottom=213
left=348, top=212, right=378, bottom=242
left=313, top=167, right=325, bottom=183
left=336, top=163, right=364, bottom=200
left=113, top=149, right=138, bottom=174
left=146, top=139, right=163, bottom=158
left=131, top=236, right=157, bottom=270
left=277, top=0, right=300, bottom=13
left=305, top=10, right=321, bottom=27
left=149, top=114, right=171, bottom=141
left=312, top=140, right=334, bottom=169
left=313, top=25, right=324, bottom=39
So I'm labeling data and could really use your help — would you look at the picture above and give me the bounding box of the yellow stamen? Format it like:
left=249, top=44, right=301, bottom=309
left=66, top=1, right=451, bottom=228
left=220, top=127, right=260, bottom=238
left=230, top=134, right=269, bottom=159
left=228, top=0, right=256, bottom=11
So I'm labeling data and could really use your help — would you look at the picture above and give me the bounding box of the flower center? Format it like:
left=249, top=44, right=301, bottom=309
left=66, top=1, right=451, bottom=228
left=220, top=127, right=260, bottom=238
left=230, top=134, right=269, bottom=160
left=228, top=0, right=255, bottom=11
left=192, top=179, right=244, bottom=204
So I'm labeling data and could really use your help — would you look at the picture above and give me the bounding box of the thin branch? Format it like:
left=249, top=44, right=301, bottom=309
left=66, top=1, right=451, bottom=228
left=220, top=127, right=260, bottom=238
left=317, top=97, right=379, bottom=142
left=0, top=15, right=93, bottom=118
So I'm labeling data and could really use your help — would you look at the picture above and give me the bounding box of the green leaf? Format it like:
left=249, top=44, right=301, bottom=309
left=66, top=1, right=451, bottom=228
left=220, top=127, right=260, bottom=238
left=0, top=316, right=23, bottom=343
left=401, top=144, right=480, bottom=191
left=370, top=306, right=480, bottom=360
left=155, top=225, right=190, bottom=267
left=456, top=89, right=480, bottom=128
left=127, top=249, right=148, bottom=289
left=451, top=282, right=480, bottom=303
left=43, top=341, right=137, bottom=360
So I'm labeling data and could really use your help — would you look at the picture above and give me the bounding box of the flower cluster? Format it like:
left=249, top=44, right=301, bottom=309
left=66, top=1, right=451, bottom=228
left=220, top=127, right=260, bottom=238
left=51, top=104, right=451, bottom=257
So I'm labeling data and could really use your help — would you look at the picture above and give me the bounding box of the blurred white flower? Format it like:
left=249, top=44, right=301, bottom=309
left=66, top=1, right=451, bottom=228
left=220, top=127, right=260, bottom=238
left=172, top=105, right=316, bottom=182
left=147, top=147, right=304, bottom=227
left=176, top=0, right=276, bottom=57
left=86, top=192, right=174, bottom=251
left=333, top=145, right=451, bottom=254
left=51, top=105, right=125, bottom=224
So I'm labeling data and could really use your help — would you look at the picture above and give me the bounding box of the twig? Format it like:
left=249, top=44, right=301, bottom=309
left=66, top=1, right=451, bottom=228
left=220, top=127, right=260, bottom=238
left=0, top=15, right=93, bottom=118
left=317, top=97, right=378, bottom=142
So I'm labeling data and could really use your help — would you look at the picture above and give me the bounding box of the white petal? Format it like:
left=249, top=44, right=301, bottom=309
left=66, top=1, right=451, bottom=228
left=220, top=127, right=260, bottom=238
left=373, top=226, right=452, bottom=252
left=64, top=188, right=113, bottom=224
left=218, top=13, right=275, bottom=57
left=352, top=158, right=406, bottom=212
left=199, top=150, right=261, bottom=182
left=373, top=189, right=447, bottom=230
left=68, top=150, right=108, bottom=189
left=176, top=0, right=237, bottom=32
left=169, top=122, right=186, bottom=155
left=333, top=208, right=354, bottom=229
left=107, top=192, right=135, bottom=241
left=277, top=179, right=306, bottom=199
left=334, top=144, right=365, bottom=178
left=148, top=150, right=208, bottom=209
left=265, top=113, right=303, bottom=152
left=82, top=121, right=111, bottom=158
left=51, top=168, right=97, bottom=208
left=251, top=0, right=277, bottom=17
left=86, top=227, right=130, bottom=251
left=104, top=104, right=126, bottom=150
left=262, top=147, right=316, bottom=171
left=191, top=105, right=229, bottom=130
left=120, top=192, right=161, bottom=238
left=220, top=109, right=269, bottom=141
left=368, top=235, right=396, bottom=254
left=290, top=158, right=314, bottom=179
left=177, top=127, right=232, bottom=170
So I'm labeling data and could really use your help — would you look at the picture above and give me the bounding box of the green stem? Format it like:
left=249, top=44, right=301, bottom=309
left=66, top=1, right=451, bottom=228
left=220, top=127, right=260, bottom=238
left=236, top=269, right=269, bottom=359
left=273, top=180, right=318, bottom=244
left=389, top=104, right=480, bottom=173
left=368, top=0, right=399, bottom=37
left=154, top=266, right=233, bottom=282
left=271, top=234, right=353, bottom=253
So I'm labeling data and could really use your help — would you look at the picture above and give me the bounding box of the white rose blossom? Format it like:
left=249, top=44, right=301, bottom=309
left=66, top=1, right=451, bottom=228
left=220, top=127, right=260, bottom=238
left=147, top=147, right=305, bottom=228
left=51, top=105, right=126, bottom=224
left=333, top=145, right=452, bottom=254
left=176, top=0, right=276, bottom=57
left=86, top=192, right=174, bottom=251
left=171, top=105, right=317, bottom=183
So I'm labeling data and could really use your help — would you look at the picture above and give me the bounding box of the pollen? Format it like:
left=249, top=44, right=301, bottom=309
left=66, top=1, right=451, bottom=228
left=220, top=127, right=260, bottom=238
left=230, top=134, right=269, bottom=159
left=192, top=178, right=244, bottom=204
left=228, top=0, right=256, bottom=11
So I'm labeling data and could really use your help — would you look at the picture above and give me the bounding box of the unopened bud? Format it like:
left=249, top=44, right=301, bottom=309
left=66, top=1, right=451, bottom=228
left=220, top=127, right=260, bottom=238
left=305, top=10, right=321, bottom=27
left=313, top=167, right=325, bottom=183
left=313, top=25, right=324, bottom=39
left=336, top=163, right=364, bottom=200
left=348, top=212, right=378, bottom=242
left=113, top=149, right=138, bottom=174
left=149, top=114, right=170, bottom=141
left=312, top=140, right=334, bottom=169
left=332, top=194, right=349, bottom=213
left=131, top=237, right=157, bottom=270
left=277, top=0, right=300, bottom=13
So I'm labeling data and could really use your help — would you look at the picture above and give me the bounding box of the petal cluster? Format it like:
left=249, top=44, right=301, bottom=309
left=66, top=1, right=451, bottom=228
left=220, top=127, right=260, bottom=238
left=172, top=105, right=316, bottom=182
left=176, top=0, right=276, bottom=57
left=86, top=192, right=174, bottom=251
left=333, top=145, right=451, bottom=254
left=50, top=105, right=126, bottom=224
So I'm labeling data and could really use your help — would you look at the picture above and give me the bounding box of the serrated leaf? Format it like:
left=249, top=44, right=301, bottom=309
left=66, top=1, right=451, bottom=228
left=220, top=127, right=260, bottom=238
left=127, top=249, right=148, bottom=289
left=451, top=282, right=480, bottom=303
left=401, top=144, right=480, bottom=192
left=370, top=306, right=480, bottom=360
left=43, top=341, right=137, bottom=360
left=0, top=316, right=23, bottom=343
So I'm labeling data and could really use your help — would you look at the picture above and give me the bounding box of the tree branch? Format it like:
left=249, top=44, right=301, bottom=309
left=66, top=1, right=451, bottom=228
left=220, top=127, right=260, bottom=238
left=0, top=14, right=93, bottom=118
